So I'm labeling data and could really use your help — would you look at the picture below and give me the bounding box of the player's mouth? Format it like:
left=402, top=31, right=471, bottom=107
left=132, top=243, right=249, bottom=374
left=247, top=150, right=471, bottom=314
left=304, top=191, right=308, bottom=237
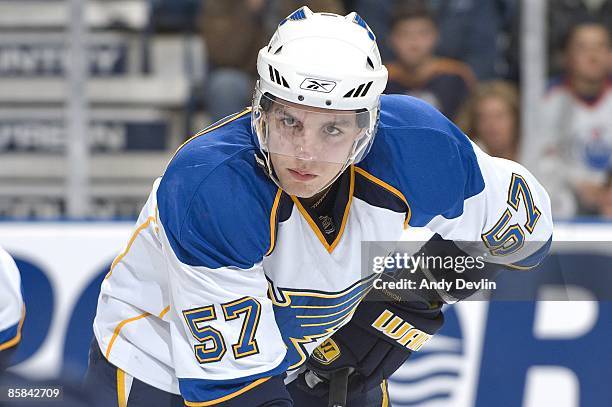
left=287, top=168, right=317, bottom=181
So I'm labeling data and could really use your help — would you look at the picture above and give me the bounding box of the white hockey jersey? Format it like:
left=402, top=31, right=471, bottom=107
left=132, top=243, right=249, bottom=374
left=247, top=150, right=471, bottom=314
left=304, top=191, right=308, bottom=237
left=0, top=246, right=24, bottom=353
left=93, top=95, right=553, bottom=405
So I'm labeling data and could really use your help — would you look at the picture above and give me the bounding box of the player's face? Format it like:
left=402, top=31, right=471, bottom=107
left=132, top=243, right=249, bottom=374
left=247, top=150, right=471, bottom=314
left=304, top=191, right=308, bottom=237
left=566, top=25, right=610, bottom=83
left=266, top=100, right=364, bottom=197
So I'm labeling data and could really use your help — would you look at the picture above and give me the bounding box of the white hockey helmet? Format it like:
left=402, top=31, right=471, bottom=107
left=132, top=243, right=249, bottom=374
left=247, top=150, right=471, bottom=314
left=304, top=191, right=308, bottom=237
left=252, top=6, right=388, bottom=190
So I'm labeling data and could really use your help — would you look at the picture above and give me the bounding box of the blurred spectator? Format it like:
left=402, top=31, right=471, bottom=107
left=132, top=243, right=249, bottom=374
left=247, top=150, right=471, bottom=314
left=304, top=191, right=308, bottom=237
left=457, top=81, right=521, bottom=161
left=384, top=4, right=476, bottom=120
left=355, top=0, right=518, bottom=80
left=432, top=0, right=518, bottom=81
left=548, top=0, right=612, bottom=76
left=522, top=20, right=611, bottom=218
left=200, top=0, right=268, bottom=122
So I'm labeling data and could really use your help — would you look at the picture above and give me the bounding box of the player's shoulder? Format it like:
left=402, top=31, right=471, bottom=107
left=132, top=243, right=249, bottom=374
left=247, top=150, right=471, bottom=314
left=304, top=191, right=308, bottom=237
left=157, top=109, right=279, bottom=268
left=375, top=94, right=477, bottom=160
left=362, top=95, right=485, bottom=224
left=166, top=109, right=254, bottom=178
left=161, top=108, right=280, bottom=199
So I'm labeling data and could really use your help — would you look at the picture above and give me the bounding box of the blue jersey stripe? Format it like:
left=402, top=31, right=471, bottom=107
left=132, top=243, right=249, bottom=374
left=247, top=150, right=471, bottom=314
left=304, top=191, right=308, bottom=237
left=179, top=360, right=289, bottom=404
left=508, top=236, right=553, bottom=270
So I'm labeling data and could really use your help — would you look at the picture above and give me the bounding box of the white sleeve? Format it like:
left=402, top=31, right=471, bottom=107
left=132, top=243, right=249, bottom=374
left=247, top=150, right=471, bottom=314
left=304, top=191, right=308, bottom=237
left=157, top=223, right=288, bottom=404
left=426, top=143, right=553, bottom=269
left=0, top=247, right=24, bottom=351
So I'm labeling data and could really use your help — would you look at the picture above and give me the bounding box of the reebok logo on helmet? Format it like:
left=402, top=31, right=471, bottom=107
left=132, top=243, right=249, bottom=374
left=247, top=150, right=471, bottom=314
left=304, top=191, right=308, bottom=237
left=300, top=78, right=337, bottom=93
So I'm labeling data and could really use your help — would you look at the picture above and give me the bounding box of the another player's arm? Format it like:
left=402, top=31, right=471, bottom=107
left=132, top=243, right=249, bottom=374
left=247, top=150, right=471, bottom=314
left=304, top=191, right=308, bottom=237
left=157, top=166, right=291, bottom=407
left=0, top=323, right=22, bottom=372
left=0, top=249, right=25, bottom=372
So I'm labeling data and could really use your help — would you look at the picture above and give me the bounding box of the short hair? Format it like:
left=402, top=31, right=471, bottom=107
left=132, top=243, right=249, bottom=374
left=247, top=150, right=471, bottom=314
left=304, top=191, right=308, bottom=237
left=389, top=2, right=436, bottom=32
left=562, top=17, right=610, bottom=51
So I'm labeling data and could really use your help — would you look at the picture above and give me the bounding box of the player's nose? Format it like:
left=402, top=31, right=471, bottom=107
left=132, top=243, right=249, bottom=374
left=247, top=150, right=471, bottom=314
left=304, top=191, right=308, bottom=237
left=291, top=127, right=320, bottom=159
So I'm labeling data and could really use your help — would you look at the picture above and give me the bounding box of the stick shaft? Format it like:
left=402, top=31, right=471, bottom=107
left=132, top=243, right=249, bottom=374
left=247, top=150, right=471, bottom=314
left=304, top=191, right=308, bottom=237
left=328, top=368, right=350, bottom=407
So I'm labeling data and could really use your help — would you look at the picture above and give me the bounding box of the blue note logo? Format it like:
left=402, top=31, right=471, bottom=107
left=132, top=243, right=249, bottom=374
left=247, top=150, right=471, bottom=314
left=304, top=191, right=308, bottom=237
left=268, top=276, right=372, bottom=370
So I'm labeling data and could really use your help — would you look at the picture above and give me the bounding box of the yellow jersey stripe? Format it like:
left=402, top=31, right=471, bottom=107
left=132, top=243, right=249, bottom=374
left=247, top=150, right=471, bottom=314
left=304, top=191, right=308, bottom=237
left=105, top=311, right=152, bottom=360
left=290, top=166, right=355, bottom=254
left=300, top=309, right=357, bottom=328
left=170, top=108, right=252, bottom=165
left=329, top=165, right=355, bottom=252
left=158, top=306, right=170, bottom=319
left=354, top=166, right=412, bottom=229
left=266, top=188, right=283, bottom=256
left=105, top=216, right=157, bottom=280
left=290, top=288, right=366, bottom=310
left=291, top=197, right=332, bottom=252
left=295, top=295, right=365, bottom=319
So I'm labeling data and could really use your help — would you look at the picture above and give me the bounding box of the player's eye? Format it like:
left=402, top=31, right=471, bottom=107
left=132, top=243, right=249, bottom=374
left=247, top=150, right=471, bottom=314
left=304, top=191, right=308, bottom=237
left=281, top=116, right=298, bottom=127
left=324, top=125, right=342, bottom=136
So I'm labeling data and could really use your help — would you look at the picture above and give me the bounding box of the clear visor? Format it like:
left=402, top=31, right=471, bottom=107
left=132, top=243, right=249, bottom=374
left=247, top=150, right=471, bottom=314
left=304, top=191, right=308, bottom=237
left=253, top=90, right=374, bottom=165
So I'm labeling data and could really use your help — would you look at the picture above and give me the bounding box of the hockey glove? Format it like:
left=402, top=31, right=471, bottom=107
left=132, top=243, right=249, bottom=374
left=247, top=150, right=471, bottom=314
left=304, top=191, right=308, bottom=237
left=297, top=292, right=444, bottom=397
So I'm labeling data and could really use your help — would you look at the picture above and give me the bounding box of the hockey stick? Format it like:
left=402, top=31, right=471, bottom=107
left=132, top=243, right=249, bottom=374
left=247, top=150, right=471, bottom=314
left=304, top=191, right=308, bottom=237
left=328, top=367, right=351, bottom=407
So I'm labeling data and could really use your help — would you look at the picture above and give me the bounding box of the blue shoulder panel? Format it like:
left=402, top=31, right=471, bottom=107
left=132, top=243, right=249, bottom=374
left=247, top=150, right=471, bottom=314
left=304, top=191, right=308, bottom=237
left=361, top=94, right=485, bottom=226
left=157, top=112, right=278, bottom=269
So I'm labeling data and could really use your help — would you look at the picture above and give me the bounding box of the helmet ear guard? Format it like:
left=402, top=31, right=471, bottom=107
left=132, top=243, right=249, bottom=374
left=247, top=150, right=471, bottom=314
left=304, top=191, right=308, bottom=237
left=356, top=108, right=370, bottom=129
left=259, top=92, right=274, bottom=112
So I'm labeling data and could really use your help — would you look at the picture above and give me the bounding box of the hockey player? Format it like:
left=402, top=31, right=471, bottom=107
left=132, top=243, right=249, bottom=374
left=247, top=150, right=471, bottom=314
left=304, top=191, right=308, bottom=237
left=0, top=246, right=24, bottom=373
left=85, top=7, right=553, bottom=407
